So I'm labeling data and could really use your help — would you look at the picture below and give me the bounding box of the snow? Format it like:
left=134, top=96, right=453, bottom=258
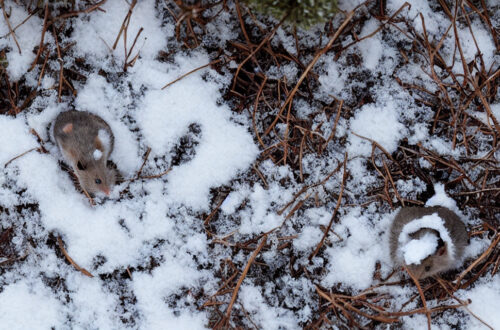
left=401, top=231, right=439, bottom=265
left=322, top=206, right=390, bottom=290
left=426, top=183, right=460, bottom=215
left=456, top=275, right=500, bottom=329
left=398, top=213, right=456, bottom=259
left=0, top=0, right=498, bottom=328
left=0, top=3, right=46, bottom=80
left=348, top=102, right=406, bottom=157
left=0, top=280, right=65, bottom=329
left=358, top=18, right=382, bottom=70
left=93, top=149, right=103, bottom=160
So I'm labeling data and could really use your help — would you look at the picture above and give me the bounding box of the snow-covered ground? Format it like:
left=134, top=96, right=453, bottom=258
left=0, top=0, right=498, bottom=329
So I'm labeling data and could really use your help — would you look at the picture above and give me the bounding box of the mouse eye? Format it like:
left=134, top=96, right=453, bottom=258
left=77, top=161, right=86, bottom=171
left=95, top=178, right=102, bottom=184
left=425, top=266, right=431, bottom=272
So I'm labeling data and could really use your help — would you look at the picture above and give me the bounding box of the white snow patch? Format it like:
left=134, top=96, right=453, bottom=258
left=0, top=280, right=65, bottom=329
left=135, top=54, right=258, bottom=210
left=348, top=102, right=405, bottom=157
left=468, top=103, right=500, bottom=127
left=132, top=260, right=209, bottom=330
left=0, top=115, right=37, bottom=166
left=318, top=61, right=345, bottom=96
left=293, top=226, right=324, bottom=251
left=358, top=18, right=383, bottom=70
left=72, top=0, right=170, bottom=61
left=456, top=276, right=500, bottom=330
left=239, top=184, right=283, bottom=234
left=239, top=285, right=298, bottom=329
left=322, top=207, right=385, bottom=290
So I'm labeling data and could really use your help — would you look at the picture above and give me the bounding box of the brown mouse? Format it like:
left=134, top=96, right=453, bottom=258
left=389, top=206, right=468, bottom=279
left=53, top=110, right=116, bottom=196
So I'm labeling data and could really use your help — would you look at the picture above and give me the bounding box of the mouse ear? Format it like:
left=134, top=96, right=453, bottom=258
left=77, top=161, right=87, bottom=171
left=94, top=135, right=104, bottom=152
left=62, top=123, right=73, bottom=133
left=437, top=246, right=446, bottom=256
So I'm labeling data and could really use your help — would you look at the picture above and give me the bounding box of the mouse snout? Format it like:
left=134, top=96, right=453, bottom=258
left=101, top=186, right=111, bottom=196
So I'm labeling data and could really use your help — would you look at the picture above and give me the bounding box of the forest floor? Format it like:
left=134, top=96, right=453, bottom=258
left=0, top=0, right=498, bottom=329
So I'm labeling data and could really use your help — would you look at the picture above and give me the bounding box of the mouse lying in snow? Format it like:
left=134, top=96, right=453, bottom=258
left=53, top=110, right=116, bottom=196
left=389, top=206, right=468, bottom=279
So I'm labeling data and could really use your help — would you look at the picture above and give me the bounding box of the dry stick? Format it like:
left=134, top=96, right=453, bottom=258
left=263, top=10, right=354, bottom=137
left=162, top=57, right=225, bottom=90
left=57, top=237, right=94, bottom=278
left=81, top=187, right=96, bottom=206
left=456, top=11, right=500, bottom=136
left=460, top=4, right=485, bottom=74
left=139, top=168, right=172, bottom=180
left=316, top=287, right=399, bottom=324
left=299, top=134, right=306, bottom=181
left=126, top=26, right=143, bottom=60
left=230, top=13, right=289, bottom=93
left=435, top=277, right=494, bottom=330
left=382, top=157, right=404, bottom=206
left=3, top=71, right=19, bottom=115
left=0, top=7, right=38, bottom=38
left=124, top=27, right=143, bottom=71
left=1, top=0, right=21, bottom=54
left=351, top=131, right=395, bottom=161
left=321, top=99, right=343, bottom=153
left=235, top=0, right=250, bottom=44
left=342, top=2, right=410, bottom=51
left=37, top=49, right=50, bottom=86
left=252, top=163, right=268, bottom=188
left=30, top=3, right=49, bottom=71
left=52, top=24, right=64, bottom=102
left=454, top=233, right=500, bottom=290
left=277, top=160, right=342, bottom=216
left=135, top=147, right=151, bottom=180
left=451, top=8, right=500, bottom=135
left=309, top=153, right=348, bottom=261
left=203, top=196, right=226, bottom=226
left=224, top=235, right=267, bottom=323
left=112, top=0, right=137, bottom=50
left=405, top=267, right=431, bottom=330
left=252, top=76, right=268, bottom=148
left=4, top=148, right=38, bottom=168
left=282, top=100, right=293, bottom=165
left=284, top=192, right=311, bottom=221
left=478, top=0, right=499, bottom=50
left=52, top=0, right=107, bottom=21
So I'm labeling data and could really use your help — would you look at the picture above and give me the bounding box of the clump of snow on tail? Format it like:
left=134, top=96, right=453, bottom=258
left=398, top=214, right=456, bottom=259
left=401, top=231, right=439, bottom=265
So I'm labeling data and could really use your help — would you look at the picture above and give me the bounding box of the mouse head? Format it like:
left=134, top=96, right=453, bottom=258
left=406, top=238, right=449, bottom=279
left=74, top=159, right=116, bottom=196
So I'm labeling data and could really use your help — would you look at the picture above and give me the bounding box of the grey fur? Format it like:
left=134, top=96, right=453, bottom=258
left=53, top=110, right=116, bottom=196
left=389, top=206, right=468, bottom=279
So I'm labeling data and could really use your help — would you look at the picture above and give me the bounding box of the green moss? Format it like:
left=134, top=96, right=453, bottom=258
left=241, top=0, right=338, bottom=29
